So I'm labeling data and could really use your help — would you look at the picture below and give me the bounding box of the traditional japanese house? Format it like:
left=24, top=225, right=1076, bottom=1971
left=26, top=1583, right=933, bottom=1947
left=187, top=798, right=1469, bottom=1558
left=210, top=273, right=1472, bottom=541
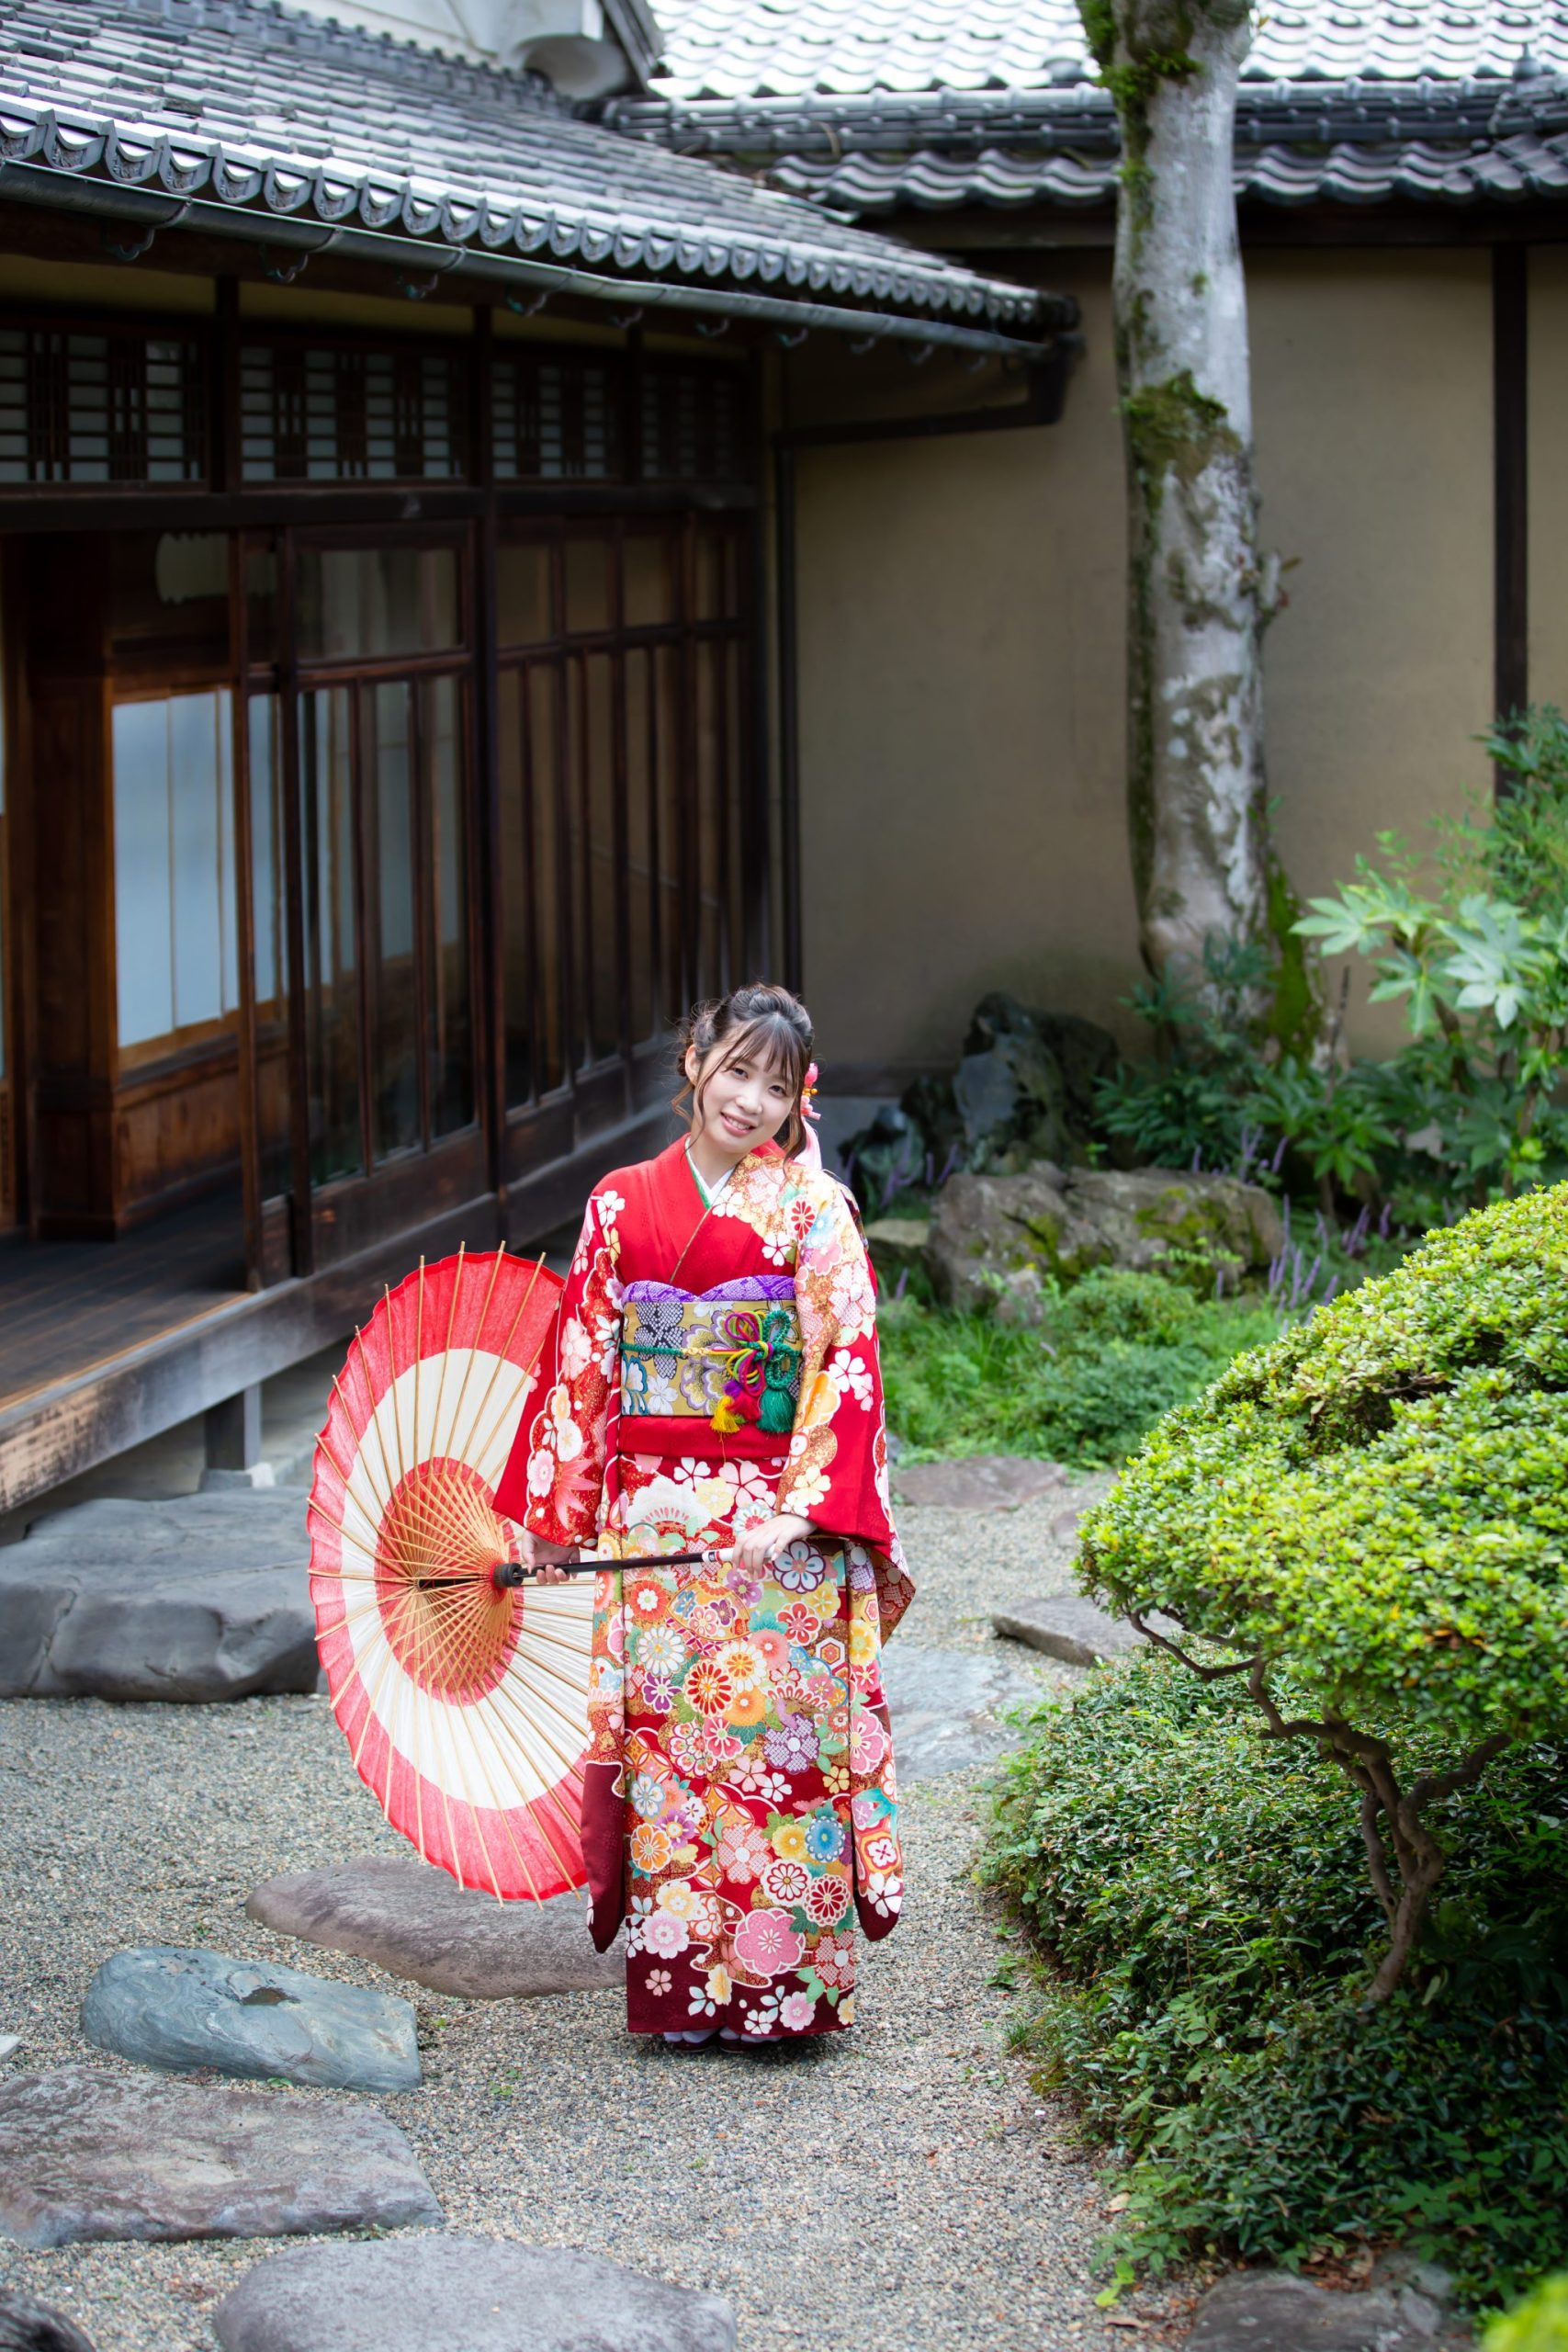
left=615, top=0, right=1568, bottom=1092
left=0, top=0, right=1070, bottom=1511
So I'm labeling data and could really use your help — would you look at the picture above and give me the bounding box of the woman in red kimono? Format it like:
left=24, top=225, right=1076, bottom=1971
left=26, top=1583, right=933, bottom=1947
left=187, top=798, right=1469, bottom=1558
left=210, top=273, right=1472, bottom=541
left=495, top=982, right=912, bottom=2045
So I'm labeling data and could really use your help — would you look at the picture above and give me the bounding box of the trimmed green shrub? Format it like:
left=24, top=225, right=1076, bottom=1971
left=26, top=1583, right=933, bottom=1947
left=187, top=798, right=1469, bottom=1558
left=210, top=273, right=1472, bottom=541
left=1486, top=2276, right=1568, bottom=2352
left=986, top=1651, right=1568, bottom=2310
left=1079, top=1184, right=1568, bottom=2000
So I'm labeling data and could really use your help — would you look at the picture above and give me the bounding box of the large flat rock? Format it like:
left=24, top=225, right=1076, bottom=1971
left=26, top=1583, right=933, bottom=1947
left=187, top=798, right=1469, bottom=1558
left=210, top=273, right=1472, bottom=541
left=881, top=1645, right=1040, bottom=1781
left=0, top=2287, right=97, bottom=2351
left=247, top=1857, right=624, bottom=2000
left=81, top=1947, right=420, bottom=2095
left=0, top=2065, right=440, bottom=2248
left=991, top=1592, right=1185, bottom=1668
left=1189, top=2271, right=1467, bottom=2352
left=891, top=1456, right=1067, bottom=1512
left=0, top=1494, right=315, bottom=1702
left=214, top=2239, right=738, bottom=2352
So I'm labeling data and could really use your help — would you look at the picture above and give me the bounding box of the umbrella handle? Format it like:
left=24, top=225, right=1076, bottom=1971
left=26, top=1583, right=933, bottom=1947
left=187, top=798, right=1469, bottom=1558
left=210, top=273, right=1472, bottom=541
left=491, top=1547, right=720, bottom=1589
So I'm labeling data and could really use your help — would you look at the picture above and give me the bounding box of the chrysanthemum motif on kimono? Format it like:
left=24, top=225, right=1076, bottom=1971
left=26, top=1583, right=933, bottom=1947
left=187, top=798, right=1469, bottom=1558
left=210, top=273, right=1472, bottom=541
left=494, top=1138, right=914, bottom=2042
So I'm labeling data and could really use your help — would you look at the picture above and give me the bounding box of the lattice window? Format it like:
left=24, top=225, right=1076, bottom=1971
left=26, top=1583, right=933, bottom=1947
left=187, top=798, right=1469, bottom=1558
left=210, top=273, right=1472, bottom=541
left=239, top=343, right=468, bottom=483
left=639, top=365, right=746, bottom=486
left=0, top=327, right=207, bottom=488
left=491, top=351, right=624, bottom=482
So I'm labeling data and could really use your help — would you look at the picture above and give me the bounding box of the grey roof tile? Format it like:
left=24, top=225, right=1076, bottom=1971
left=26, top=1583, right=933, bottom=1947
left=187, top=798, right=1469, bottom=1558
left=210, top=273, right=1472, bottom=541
left=618, top=0, right=1568, bottom=210
left=0, top=0, right=1046, bottom=324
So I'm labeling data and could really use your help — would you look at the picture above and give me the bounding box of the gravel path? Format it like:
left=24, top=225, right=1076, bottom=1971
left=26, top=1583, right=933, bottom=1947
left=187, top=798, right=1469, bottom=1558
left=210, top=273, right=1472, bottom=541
left=0, top=1478, right=1120, bottom=2352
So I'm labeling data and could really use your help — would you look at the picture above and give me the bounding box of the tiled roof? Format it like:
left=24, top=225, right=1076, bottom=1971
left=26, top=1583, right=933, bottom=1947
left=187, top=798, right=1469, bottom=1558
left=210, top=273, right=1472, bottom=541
left=0, top=0, right=1044, bottom=324
left=610, top=0, right=1568, bottom=211
left=643, top=0, right=1565, bottom=101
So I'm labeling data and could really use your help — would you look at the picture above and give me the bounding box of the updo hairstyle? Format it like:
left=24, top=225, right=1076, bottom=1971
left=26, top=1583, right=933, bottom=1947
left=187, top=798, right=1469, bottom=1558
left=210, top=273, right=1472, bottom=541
left=673, top=982, right=815, bottom=1159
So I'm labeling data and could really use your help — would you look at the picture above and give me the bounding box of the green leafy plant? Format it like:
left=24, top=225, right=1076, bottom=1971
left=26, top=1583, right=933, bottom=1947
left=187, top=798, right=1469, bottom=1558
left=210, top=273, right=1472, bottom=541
left=986, top=1649, right=1568, bottom=2310
left=879, top=1268, right=1277, bottom=1466
left=1077, top=1184, right=1568, bottom=2005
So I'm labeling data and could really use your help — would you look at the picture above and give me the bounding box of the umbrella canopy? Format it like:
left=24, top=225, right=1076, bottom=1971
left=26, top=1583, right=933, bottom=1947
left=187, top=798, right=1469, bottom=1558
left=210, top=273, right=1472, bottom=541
left=308, top=1247, right=590, bottom=1903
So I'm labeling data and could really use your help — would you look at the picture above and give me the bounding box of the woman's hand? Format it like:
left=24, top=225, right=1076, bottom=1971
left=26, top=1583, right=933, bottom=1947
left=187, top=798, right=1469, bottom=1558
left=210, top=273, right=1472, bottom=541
left=729, top=1513, right=817, bottom=1577
left=522, top=1531, right=581, bottom=1587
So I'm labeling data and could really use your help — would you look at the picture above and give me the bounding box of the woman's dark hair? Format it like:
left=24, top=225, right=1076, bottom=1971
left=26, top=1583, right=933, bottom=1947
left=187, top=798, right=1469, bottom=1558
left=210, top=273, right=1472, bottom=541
left=673, top=982, right=814, bottom=1159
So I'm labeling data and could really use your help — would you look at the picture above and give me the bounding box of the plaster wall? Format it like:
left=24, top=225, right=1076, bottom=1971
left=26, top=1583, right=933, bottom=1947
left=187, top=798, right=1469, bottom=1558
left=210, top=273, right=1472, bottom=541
left=792, top=243, right=1507, bottom=1080
left=1529, top=245, right=1568, bottom=710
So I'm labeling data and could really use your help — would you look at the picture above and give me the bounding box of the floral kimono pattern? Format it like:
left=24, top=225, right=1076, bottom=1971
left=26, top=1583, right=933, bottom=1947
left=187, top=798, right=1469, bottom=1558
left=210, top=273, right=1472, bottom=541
left=496, top=1139, right=913, bottom=2041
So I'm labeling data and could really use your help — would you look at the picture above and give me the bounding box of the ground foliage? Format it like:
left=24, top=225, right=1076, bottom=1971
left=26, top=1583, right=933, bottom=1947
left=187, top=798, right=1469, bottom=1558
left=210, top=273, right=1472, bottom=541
left=1486, top=2275, right=1568, bottom=2352
left=986, top=1651, right=1568, bottom=2311
left=878, top=1268, right=1278, bottom=1465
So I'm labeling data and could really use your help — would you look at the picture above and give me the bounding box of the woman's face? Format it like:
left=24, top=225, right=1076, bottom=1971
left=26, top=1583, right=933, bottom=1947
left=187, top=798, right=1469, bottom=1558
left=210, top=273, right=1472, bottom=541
left=685, top=1038, right=796, bottom=1167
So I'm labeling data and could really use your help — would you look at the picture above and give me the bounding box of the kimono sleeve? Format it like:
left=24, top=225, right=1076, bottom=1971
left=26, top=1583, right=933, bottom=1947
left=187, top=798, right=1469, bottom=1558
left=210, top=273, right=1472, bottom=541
left=494, top=1189, right=622, bottom=1546
left=778, top=1176, right=902, bottom=1574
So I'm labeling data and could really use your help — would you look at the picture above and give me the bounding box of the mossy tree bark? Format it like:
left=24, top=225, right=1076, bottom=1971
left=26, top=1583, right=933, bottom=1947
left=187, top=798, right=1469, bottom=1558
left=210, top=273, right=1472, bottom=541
left=1084, top=0, right=1280, bottom=983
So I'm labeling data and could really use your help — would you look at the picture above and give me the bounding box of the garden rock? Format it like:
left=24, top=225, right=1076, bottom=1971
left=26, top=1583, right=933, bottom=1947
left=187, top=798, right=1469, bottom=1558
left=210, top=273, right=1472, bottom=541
left=0, top=2064, right=440, bottom=2247
left=213, top=2237, right=738, bottom=2352
left=1188, top=2270, right=1471, bottom=2352
left=81, top=1946, right=420, bottom=2094
left=927, top=1168, right=1108, bottom=1314
left=926, top=1163, right=1284, bottom=1314
left=881, top=1645, right=1037, bottom=1781
left=247, top=1857, right=624, bottom=1998
left=1066, top=1168, right=1284, bottom=1277
left=0, top=1494, right=315, bottom=1702
left=992, top=1593, right=1182, bottom=1669
left=892, top=1456, right=1066, bottom=1511
left=0, top=2288, right=98, bottom=2352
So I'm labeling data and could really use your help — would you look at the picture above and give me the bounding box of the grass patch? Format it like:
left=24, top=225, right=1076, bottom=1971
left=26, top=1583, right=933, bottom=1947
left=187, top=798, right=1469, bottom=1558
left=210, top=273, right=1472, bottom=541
left=880, top=1268, right=1280, bottom=1464
left=985, top=1650, right=1568, bottom=2312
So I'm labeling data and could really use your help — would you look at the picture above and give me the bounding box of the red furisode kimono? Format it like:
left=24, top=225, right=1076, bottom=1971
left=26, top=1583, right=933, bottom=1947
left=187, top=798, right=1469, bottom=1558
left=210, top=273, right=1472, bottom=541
left=496, top=1137, right=914, bottom=2041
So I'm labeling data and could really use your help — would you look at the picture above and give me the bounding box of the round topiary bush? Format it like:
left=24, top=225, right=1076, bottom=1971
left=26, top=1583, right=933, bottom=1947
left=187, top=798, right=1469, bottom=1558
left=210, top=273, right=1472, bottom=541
left=1078, top=1183, right=1568, bottom=2002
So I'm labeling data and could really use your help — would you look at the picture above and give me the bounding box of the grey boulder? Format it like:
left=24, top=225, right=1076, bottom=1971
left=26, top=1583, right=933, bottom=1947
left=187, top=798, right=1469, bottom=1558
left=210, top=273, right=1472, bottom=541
left=1190, top=2270, right=1470, bottom=2352
left=0, top=1493, right=315, bottom=1702
left=248, top=1856, right=624, bottom=1999
left=992, top=1592, right=1185, bottom=1669
left=925, top=1163, right=1285, bottom=1317
left=214, top=2239, right=738, bottom=2352
left=81, top=1946, right=420, bottom=2094
left=0, top=2289, right=97, bottom=2352
left=892, top=1455, right=1066, bottom=1512
left=0, top=2064, right=440, bottom=2248
left=881, top=1645, right=1039, bottom=1781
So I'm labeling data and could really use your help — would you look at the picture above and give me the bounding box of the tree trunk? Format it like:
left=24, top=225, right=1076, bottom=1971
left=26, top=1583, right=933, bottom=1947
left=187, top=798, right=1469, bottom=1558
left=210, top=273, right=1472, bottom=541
left=1085, top=0, right=1276, bottom=983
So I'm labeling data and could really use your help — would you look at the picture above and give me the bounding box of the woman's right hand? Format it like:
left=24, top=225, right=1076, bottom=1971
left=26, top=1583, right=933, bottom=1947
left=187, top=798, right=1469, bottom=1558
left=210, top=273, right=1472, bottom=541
left=522, top=1531, right=581, bottom=1586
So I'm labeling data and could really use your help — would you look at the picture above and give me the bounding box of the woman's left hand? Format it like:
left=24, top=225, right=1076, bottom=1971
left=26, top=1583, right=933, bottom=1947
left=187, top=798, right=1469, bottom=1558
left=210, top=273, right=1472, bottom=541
left=728, top=1513, right=817, bottom=1576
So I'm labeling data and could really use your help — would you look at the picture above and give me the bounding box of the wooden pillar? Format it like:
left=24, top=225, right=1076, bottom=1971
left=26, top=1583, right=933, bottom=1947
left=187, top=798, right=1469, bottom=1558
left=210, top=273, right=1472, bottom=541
left=1494, top=243, right=1529, bottom=752
left=25, top=536, right=118, bottom=1238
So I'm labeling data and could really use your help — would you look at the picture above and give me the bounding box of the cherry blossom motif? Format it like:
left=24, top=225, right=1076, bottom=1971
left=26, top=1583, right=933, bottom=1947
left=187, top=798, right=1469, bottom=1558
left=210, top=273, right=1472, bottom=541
left=732, top=1908, right=805, bottom=1979
left=829, top=1346, right=874, bottom=1410
left=646, top=1968, right=672, bottom=1996
left=596, top=1189, right=627, bottom=1223
left=813, top=1932, right=856, bottom=1989
left=851, top=1711, right=889, bottom=1774
left=862, top=1829, right=899, bottom=1873
left=862, top=1867, right=903, bottom=1920
left=779, top=1991, right=818, bottom=2033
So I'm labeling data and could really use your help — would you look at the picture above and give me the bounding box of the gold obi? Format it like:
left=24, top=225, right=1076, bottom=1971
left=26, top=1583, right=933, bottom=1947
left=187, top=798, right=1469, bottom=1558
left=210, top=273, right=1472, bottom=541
left=620, top=1277, right=803, bottom=1436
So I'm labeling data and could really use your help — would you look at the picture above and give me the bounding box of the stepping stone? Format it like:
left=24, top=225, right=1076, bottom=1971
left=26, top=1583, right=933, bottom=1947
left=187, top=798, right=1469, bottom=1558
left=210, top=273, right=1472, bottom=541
left=880, top=1645, right=1040, bottom=1781
left=0, top=1494, right=315, bottom=1702
left=1190, top=2270, right=1468, bottom=2352
left=0, top=2287, right=97, bottom=2352
left=81, top=1947, right=420, bottom=2095
left=214, top=2238, right=738, bottom=2352
left=0, top=2035, right=19, bottom=2063
left=0, top=2065, right=440, bottom=2248
left=247, top=1857, right=625, bottom=2000
left=990, top=1591, right=1185, bottom=1668
left=891, top=1456, right=1066, bottom=1511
